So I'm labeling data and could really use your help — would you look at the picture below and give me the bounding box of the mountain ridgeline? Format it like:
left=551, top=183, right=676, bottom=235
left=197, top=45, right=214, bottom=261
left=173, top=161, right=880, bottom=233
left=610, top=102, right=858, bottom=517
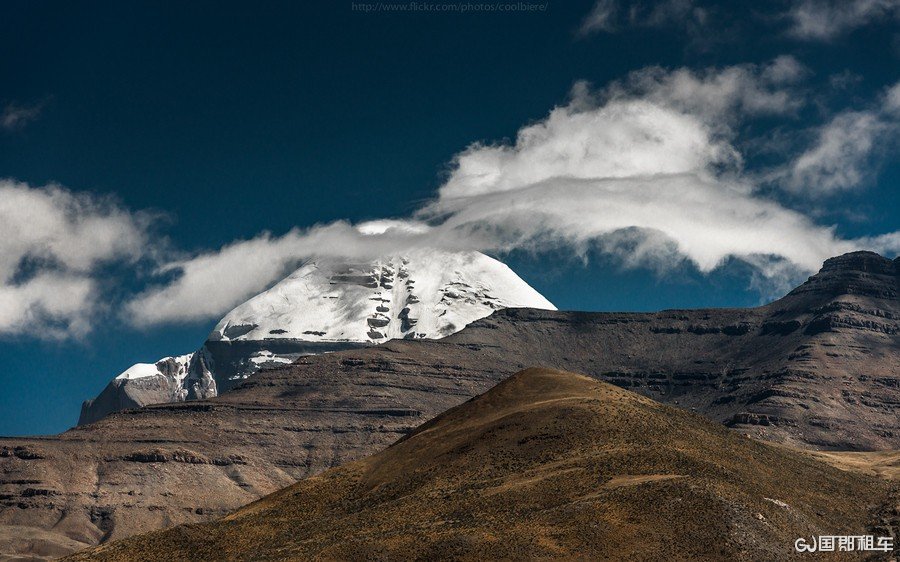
left=0, top=251, right=897, bottom=559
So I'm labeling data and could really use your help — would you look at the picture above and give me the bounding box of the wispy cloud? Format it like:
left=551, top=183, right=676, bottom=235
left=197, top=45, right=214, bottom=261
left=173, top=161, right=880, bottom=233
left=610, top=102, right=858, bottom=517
left=778, top=81, right=900, bottom=194
left=601, top=56, right=808, bottom=124
left=578, top=0, right=900, bottom=45
left=0, top=181, right=154, bottom=339
left=575, top=0, right=734, bottom=51
left=124, top=220, right=440, bottom=328
left=578, top=0, right=619, bottom=34
left=782, top=111, right=888, bottom=193
left=578, top=0, right=702, bottom=35
left=787, top=0, right=900, bottom=40
left=2, top=100, right=46, bottom=131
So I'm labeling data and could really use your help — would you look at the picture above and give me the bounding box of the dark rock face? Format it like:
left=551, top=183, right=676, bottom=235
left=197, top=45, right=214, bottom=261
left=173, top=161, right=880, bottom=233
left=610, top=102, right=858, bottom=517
left=788, top=251, right=898, bottom=300
left=201, top=339, right=368, bottom=393
left=0, top=251, right=898, bottom=558
left=78, top=371, right=191, bottom=427
left=77, top=339, right=369, bottom=425
left=821, top=251, right=898, bottom=276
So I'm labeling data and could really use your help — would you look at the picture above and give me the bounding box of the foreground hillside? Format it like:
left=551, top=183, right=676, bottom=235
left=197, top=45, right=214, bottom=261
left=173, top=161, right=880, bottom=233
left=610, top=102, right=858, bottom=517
left=1, top=251, right=897, bottom=559
left=70, top=369, right=895, bottom=561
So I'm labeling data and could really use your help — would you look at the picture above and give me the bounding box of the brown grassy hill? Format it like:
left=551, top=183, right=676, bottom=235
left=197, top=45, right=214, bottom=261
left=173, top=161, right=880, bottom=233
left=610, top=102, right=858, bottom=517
left=69, top=368, right=895, bottom=561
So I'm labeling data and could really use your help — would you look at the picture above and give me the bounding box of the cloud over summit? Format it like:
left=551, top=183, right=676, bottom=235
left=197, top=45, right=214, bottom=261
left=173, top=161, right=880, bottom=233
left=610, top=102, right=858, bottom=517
left=124, top=61, right=899, bottom=327
left=4, top=61, right=899, bottom=335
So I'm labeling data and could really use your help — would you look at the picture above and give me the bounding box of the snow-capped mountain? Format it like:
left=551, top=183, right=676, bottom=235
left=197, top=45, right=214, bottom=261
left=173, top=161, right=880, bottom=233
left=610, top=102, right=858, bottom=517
left=79, top=250, right=555, bottom=425
left=211, top=251, right=554, bottom=343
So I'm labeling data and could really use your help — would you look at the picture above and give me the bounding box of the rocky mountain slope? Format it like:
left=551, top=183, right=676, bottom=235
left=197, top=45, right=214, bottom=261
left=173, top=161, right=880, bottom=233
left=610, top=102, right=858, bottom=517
left=67, top=369, right=897, bottom=562
left=0, top=251, right=896, bottom=559
left=79, top=250, right=555, bottom=425
left=443, top=250, right=900, bottom=450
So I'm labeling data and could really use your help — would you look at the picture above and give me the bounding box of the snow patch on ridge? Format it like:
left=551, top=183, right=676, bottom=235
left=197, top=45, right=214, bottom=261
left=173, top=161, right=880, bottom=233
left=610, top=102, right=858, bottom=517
left=115, top=363, right=165, bottom=381
left=113, top=353, right=194, bottom=382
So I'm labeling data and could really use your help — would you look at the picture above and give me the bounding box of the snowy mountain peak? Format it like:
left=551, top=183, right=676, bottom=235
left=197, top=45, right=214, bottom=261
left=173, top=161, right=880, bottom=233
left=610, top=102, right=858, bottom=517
left=208, top=250, right=556, bottom=344
left=80, top=250, right=555, bottom=425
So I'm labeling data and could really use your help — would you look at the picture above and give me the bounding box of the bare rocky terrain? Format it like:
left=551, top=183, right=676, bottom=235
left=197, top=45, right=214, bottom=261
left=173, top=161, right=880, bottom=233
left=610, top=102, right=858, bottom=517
left=67, top=369, right=898, bottom=561
left=0, top=251, right=897, bottom=559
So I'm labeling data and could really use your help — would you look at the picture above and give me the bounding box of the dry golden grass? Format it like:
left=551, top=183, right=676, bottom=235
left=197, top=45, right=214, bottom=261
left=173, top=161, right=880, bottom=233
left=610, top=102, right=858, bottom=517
left=808, top=450, right=900, bottom=481
left=69, top=368, right=893, bottom=561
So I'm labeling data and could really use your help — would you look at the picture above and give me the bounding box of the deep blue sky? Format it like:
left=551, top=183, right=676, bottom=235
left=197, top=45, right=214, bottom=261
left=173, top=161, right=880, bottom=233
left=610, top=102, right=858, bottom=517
left=0, top=1, right=897, bottom=435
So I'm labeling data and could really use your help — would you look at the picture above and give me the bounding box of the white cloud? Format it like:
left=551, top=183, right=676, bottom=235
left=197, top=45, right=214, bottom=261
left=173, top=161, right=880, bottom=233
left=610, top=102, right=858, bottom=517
left=126, top=233, right=307, bottom=327
left=436, top=98, right=736, bottom=201
left=578, top=0, right=702, bottom=35
left=787, top=0, right=900, bottom=40
left=0, top=181, right=152, bottom=338
left=631, top=0, right=698, bottom=27
left=885, top=82, right=900, bottom=114
left=125, top=62, right=900, bottom=327
left=421, top=69, right=897, bottom=269
left=427, top=174, right=858, bottom=272
left=762, top=55, right=811, bottom=85
left=578, top=0, right=618, bottom=34
left=0, top=274, right=94, bottom=339
left=580, top=1, right=899, bottom=44
left=125, top=221, right=437, bottom=327
left=2, top=101, right=45, bottom=131
left=780, top=81, right=900, bottom=194
left=603, top=58, right=807, bottom=125
left=417, top=78, right=853, bottom=272
left=783, top=111, right=887, bottom=193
